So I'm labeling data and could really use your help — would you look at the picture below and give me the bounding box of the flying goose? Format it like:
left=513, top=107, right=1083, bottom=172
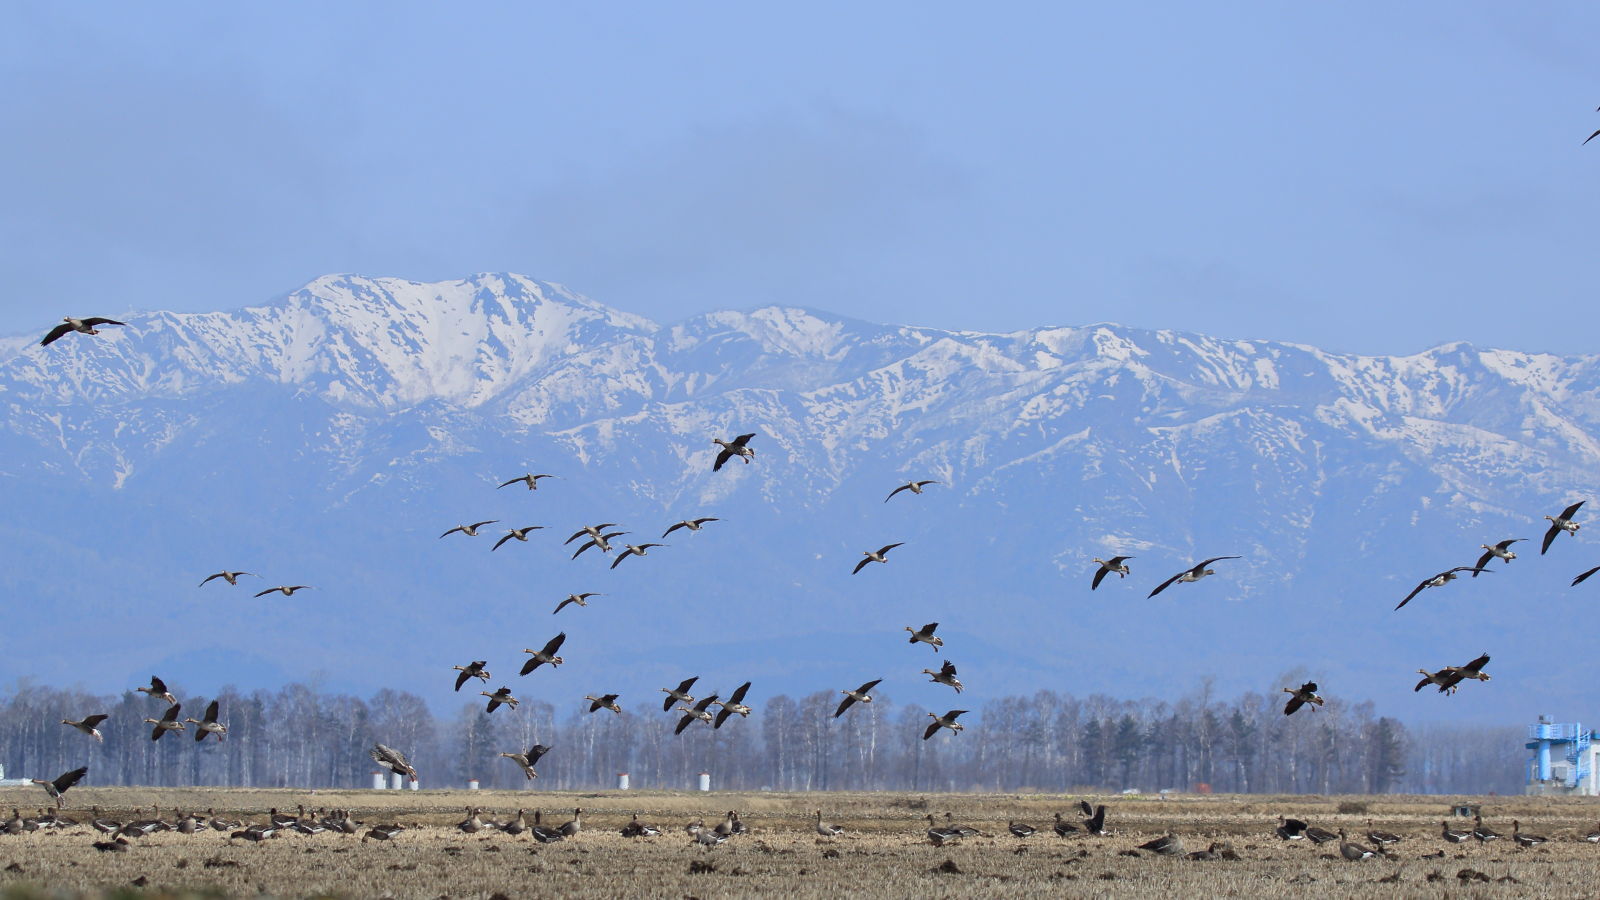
left=1051, top=812, right=1080, bottom=836
left=713, top=681, right=752, bottom=728
left=905, top=622, right=943, bottom=651
left=40, top=316, right=126, bottom=346
left=1395, top=566, right=1490, bottom=610
left=565, top=523, right=620, bottom=545
left=662, top=517, right=719, bottom=538
left=370, top=743, right=417, bottom=779
left=1147, top=556, right=1241, bottom=598
left=31, top=767, right=87, bottom=808
left=1090, top=556, right=1133, bottom=590
left=198, top=570, right=257, bottom=587
left=571, top=531, right=628, bottom=559
left=499, top=473, right=555, bottom=491
left=1512, top=820, right=1548, bottom=848
left=1138, top=833, right=1185, bottom=856
left=481, top=687, right=519, bottom=713
left=1366, top=819, right=1402, bottom=846
left=815, top=810, right=844, bottom=837
left=674, top=695, right=719, bottom=734
left=1473, top=539, right=1526, bottom=575
left=1433, top=653, right=1492, bottom=694
left=1009, top=820, right=1037, bottom=838
left=1440, top=820, right=1472, bottom=843
left=452, top=661, right=490, bottom=691
left=493, top=525, right=545, bottom=551
left=1472, top=814, right=1500, bottom=843
left=660, top=676, right=699, bottom=711
left=143, top=703, right=185, bottom=740
left=610, top=542, right=665, bottom=569
left=253, top=585, right=312, bottom=598
left=1543, top=501, right=1585, bottom=554
left=712, top=433, right=757, bottom=471
left=1573, top=565, right=1600, bottom=586
left=923, top=660, right=964, bottom=693
left=440, top=520, right=498, bottom=539
left=136, top=676, right=176, bottom=705
left=834, top=679, right=882, bottom=718
left=185, top=700, right=227, bottom=741
left=519, top=633, right=566, bottom=674
left=1338, top=830, right=1377, bottom=860
left=61, top=714, right=108, bottom=742
left=585, top=693, right=622, bottom=714
left=885, top=480, right=940, bottom=503
left=1282, top=682, right=1323, bottom=716
left=853, top=542, right=905, bottom=574
left=554, top=592, right=601, bottom=614
left=923, top=709, right=968, bottom=740
left=498, top=743, right=551, bottom=780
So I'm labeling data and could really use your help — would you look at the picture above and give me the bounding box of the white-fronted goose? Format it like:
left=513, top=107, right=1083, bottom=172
left=554, top=592, right=601, bottom=614
left=1147, top=556, right=1241, bottom=598
left=370, top=744, right=417, bottom=779
left=1543, top=501, right=1585, bottom=554
left=940, top=813, right=981, bottom=838
left=885, top=480, right=940, bottom=503
left=661, top=676, right=699, bottom=711
left=585, top=693, right=622, bottom=714
left=31, top=767, right=87, bottom=808
left=1473, top=815, right=1499, bottom=843
left=1282, top=682, right=1323, bottom=715
left=453, top=661, right=490, bottom=691
left=1395, top=566, right=1490, bottom=609
left=923, top=709, right=968, bottom=740
left=674, top=695, right=720, bottom=734
left=143, top=704, right=185, bottom=740
left=565, top=523, right=620, bottom=545
left=1090, top=556, right=1133, bottom=590
left=834, top=679, right=882, bottom=718
left=610, top=543, right=665, bottom=569
left=254, top=585, right=312, bottom=598
left=499, top=473, right=555, bottom=491
left=572, top=531, right=628, bottom=559
left=713, top=682, right=752, bottom=728
left=1304, top=825, right=1338, bottom=844
left=1440, top=820, right=1472, bottom=843
left=923, top=660, right=963, bottom=693
left=1084, top=805, right=1108, bottom=835
left=1512, top=820, right=1548, bottom=848
left=1366, top=819, right=1401, bottom=846
left=1434, top=653, right=1492, bottom=694
left=441, top=520, right=498, bottom=539
left=62, top=715, right=107, bottom=742
left=1585, top=822, right=1600, bottom=843
left=198, top=570, right=257, bottom=587
left=493, top=526, right=544, bottom=551
left=1138, top=833, right=1185, bottom=856
left=457, top=807, right=483, bottom=834
left=520, top=633, right=567, bottom=674
left=1052, top=812, right=1079, bottom=836
left=853, top=542, right=904, bottom=574
left=712, top=433, right=756, bottom=471
left=1009, top=820, right=1037, bottom=838
left=905, top=622, right=943, bottom=651
left=364, top=824, right=403, bottom=842
left=663, top=517, right=719, bottom=538
left=815, top=810, right=844, bottom=837
left=621, top=813, right=661, bottom=837
left=136, top=676, right=176, bottom=705
left=1473, top=539, right=1526, bottom=575
left=1338, top=830, right=1376, bottom=860
left=481, top=687, right=519, bottom=713
left=185, top=700, right=227, bottom=741
left=40, top=316, right=125, bottom=346
left=558, top=808, right=583, bottom=837
left=924, top=814, right=961, bottom=845
left=498, top=743, right=551, bottom=780
left=529, top=811, right=564, bottom=843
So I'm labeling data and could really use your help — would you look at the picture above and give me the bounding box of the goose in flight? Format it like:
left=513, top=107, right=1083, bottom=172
left=923, top=709, right=968, bottom=740
left=185, top=700, right=227, bottom=741
left=565, top=523, right=620, bottom=545
left=1434, top=653, right=1491, bottom=694
left=662, top=517, right=719, bottom=538
left=585, top=693, right=622, bottom=714
left=32, top=767, right=87, bottom=808
left=136, top=676, right=176, bottom=705
left=370, top=744, right=417, bottom=779
left=1574, top=565, right=1600, bottom=587
left=1148, top=556, right=1240, bottom=598
left=493, top=526, right=544, bottom=551
left=923, top=660, right=963, bottom=693
left=674, top=695, right=720, bottom=734
left=712, top=433, right=757, bottom=471
left=553, top=593, right=601, bottom=615
left=499, top=473, right=555, bottom=491
left=905, top=622, right=944, bottom=651
left=834, top=679, right=883, bottom=718
left=198, top=571, right=257, bottom=587
left=61, top=714, right=108, bottom=742
left=144, top=703, right=185, bottom=741
left=610, top=543, right=665, bottom=569
left=1282, top=682, right=1323, bottom=715
left=853, top=542, right=905, bottom=574
left=1543, top=501, right=1585, bottom=554
left=1413, top=667, right=1454, bottom=693
left=571, top=531, right=628, bottom=559
left=498, top=743, right=551, bottom=780
left=254, top=585, right=312, bottom=598
left=452, top=661, right=490, bottom=691
left=1090, top=556, right=1133, bottom=590
left=660, top=676, right=699, bottom=711
left=481, top=687, right=519, bottom=713
left=40, top=316, right=126, bottom=346
left=885, top=480, right=940, bottom=503
left=1394, top=566, right=1490, bottom=610
left=441, top=520, right=498, bottom=539
left=519, top=633, right=567, bottom=674
left=713, top=682, right=752, bottom=728
left=1473, top=539, right=1526, bottom=575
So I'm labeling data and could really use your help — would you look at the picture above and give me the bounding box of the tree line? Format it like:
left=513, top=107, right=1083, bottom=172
left=0, top=680, right=1523, bottom=796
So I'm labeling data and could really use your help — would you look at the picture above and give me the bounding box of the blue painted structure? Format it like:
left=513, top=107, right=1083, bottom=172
left=1525, top=718, right=1597, bottom=793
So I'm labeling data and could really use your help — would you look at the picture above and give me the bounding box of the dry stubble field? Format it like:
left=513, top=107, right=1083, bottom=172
left=0, top=787, right=1597, bottom=898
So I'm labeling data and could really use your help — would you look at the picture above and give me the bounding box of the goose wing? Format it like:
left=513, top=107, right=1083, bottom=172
left=1284, top=693, right=1305, bottom=716
left=1091, top=565, right=1110, bottom=590
left=150, top=676, right=169, bottom=695
left=1573, top=565, right=1600, bottom=586
left=851, top=556, right=874, bottom=575
left=693, top=517, right=719, bottom=526
left=38, top=322, right=74, bottom=345
left=492, top=534, right=516, bottom=551
left=199, top=572, right=226, bottom=586
left=944, top=709, right=968, bottom=723
left=204, top=700, right=219, bottom=722
left=833, top=695, right=860, bottom=718
left=693, top=694, right=720, bottom=713
left=541, top=632, right=567, bottom=656
left=455, top=668, right=472, bottom=691
left=922, top=720, right=941, bottom=740
left=1460, top=653, right=1490, bottom=675
left=82, top=714, right=108, bottom=728
left=253, top=586, right=279, bottom=597
left=1562, top=501, right=1586, bottom=520
left=1193, top=555, right=1241, bottom=571
left=1543, top=521, right=1563, bottom=555
left=713, top=707, right=734, bottom=728
left=82, top=318, right=125, bottom=328
left=727, top=681, right=751, bottom=705
left=52, top=767, right=88, bottom=793
left=662, top=521, right=688, bottom=537
left=1147, top=570, right=1186, bottom=599
left=1586, top=128, right=1600, bottom=145
left=1414, top=671, right=1438, bottom=692
left=439, top=525, right=465, bottom=539
left=674, top=713, right=697, bottom=734
left=730, top=433, right=755, bottom=448
left=876, top=542, right=905, bottom=557
left=526, top=744, right=551, bottom=766
left=675, top=676, right=699, bottom=694
left=609, top=548, right=633, bottom=569
left=1473, top=548, right=1494, bottom=573
left=884, top=484, right=912, bottom=503
left=939, top=661, right=957, bottom=677
left=497, top=475, right=527, bottom=489
left=1394, top=577, right=1431, bottom=610
left=160, top=703, right=181, bottom=722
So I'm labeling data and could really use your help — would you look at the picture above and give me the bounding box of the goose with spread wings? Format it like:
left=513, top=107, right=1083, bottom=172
left=923, top=660, right=964, bottom=693
left=713, top=682, right=752, bottom=728
left=662, top=517, right=719, bottom=538
left=40, top=316, right=125, bottom=346
left=1433, top=653, right=1491, bottom=694
left=370, top=744, right=417, bottom=779
left=553, top=593, right=601, bottom=614
left=674, top=695, right=720, bottom=734
left=660, top=676, right=699, bottom=711
left=905, top=622, right=944, bottom=651
left=1090, top=556, right=1133, bottom=590
left=834, top=679, right=882, bottom=718
left=32, top=766, right=87, bottom=807
left=144, top=703, right=185, bottom=740
left=186, top=700, right=228, bottom=741
left=254, top=585, right=312, bottom=598
left=493, top=526, right=544, bottom=551
left=1395, top=566, right=1490, bottom=610
left=441, top=520, right=498, bottom=539
left=712, top=433, right=757, bottom=471
left=1473, top=539, right=1525, bottom=575
left=923, top=709, right=968, bottom=740
left=1542, top=501, right=1585, bottom=554
left=885, top=480, right=940, bottom=503
left=571, top=531, right=628, bottom=559
left=481, top=687, right=519, bottom=713
left=520, top=633, right=566, bottom=674
left=62, top=714, right=108, bottom=742
left=853, top=542, right=904, bottom=574
left=452, top=661, right=490, bottom=691
left=499, top=743, right=551, bottom=779
left=499, top=473, right=555, bottom=491
left=1147, top=557, right=1240, bottom=598
left=610, top=543, right=664, bottom=569
left=585, top=693, right=622, bottom=714
left=199, top=570, right=257, bottom=587
left=1282, top=682, right=1323, bottom=716
left=136, top=676, right=176, bottom=705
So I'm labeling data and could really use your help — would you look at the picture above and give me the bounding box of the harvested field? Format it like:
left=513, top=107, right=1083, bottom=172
left=0, top=787, right=1597, bottom=898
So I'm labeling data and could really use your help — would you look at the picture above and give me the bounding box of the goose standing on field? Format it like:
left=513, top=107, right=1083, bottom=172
left=1474, top=539, right=1526, bottom=574
left=1009, top=820, right=1037, bottom=838
left=712, top=681, right=752, bottom=728
left=1473, top=815, right=1500, bottom=843
left=905, top=622, right=944, bottom=651
left=499, top=473, right=555, bottom=491
left=558, top=808, right=583, bottom=838
left=185, top=700, right=227, bottom=741
left=253, top=584, right=311, bottom=598
left=1052, top=812, right=1079, bottom=836
left=1395, top=567, right=1490, bottom=610
left=136, top=676, right=176, bottom=705
left=660, top=676, right=699, bottom=711
left=144, top=703, right=185, bottom=740
left=364, top=824, right=403, bottom=842
left=923, top=660, right=964, bottom=693
left=674, top=695, right=720, bottom=734
left=452, top=661, right=490, bottom=691
left=1512, top=820, right=1548, bottom=848
left=31, top=767, right=87, bottom=808
left=1090, top=556, right=1133, bottom=590
left=923, top=709, right=968, bottom=740
left=519, top=633, right=566, bottom=674
left=585, top=693, right=622, bottom=714
left=1138, top=833, right=1185, bottom=856
left=1084, top=805, right=1110, bottom=836
left=493, top=526, right=544, bottom=551
left=498, top=743, right=551, bottom=780
left=370, top=744, right=417, bottom=779
left=1276, top=816, right=1308, bottom=840
left=198, top=571, right=257, bottom=587
left=610, top=543, right=664, bottom=569
left=662, top=517, right=719, bottom=537
left=853, top=542, right=904, bottom=574
left=815, top=810, right=844, bottom=837
left=620, top=814, right=661, bottom=837
left=1366, top=819, right=1402, bottom=846
left=1338, top=830, right=1377, bottom=860
left=885, top=480, right=939, bottom=502
left=1147, top=556, right=1241, bottom=598
left=712, top=433, right=757, bottom=471
left=1441, top=820, right=1472, bottom=843
left=1282, top=682, right=1323, bottom=715
left=440, top=520, right=498, bottom=539
left=1543, top=501, right=1586, bottom=554
left=834, top=679, right=883, bottom=718
left=481, top=687, right=519, bottom=713
left=571, top=531, right=628, bottom=559
left=62, top=715, right=108, bottom=742
left=40, top=316, right=126, bottom=346
left=553, top=592, right=601, bottom=614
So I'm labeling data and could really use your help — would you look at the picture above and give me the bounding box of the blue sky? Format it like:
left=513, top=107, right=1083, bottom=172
left=3, top=2, right=1596, bottom=355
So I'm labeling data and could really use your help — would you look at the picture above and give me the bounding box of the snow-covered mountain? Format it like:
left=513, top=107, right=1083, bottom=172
left=3, top=273, right=1595, bottom=725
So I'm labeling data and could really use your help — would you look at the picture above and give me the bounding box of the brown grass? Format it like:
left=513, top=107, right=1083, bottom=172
left=0, top=787, right=1595, bottom=898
